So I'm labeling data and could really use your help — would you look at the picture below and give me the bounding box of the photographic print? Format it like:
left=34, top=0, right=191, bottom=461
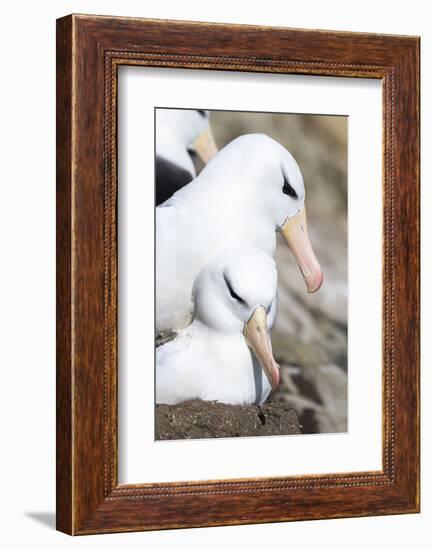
left=57, top=16, right=420, bottom=533
left=155, top=108, right=347, bottom=440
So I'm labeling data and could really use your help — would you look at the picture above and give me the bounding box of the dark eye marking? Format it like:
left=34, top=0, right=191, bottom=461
left=197, top=110, right=207, bottom=117
left=282, top=175, right=298, bottom=199
left=224, top=275, right=246, bottom=304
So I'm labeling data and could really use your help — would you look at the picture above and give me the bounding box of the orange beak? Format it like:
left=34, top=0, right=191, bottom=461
left=193, top=127, right=218, bottom=164
left=244, top=306, right=280, bottom=390
left=281, top=207, right=323, bottom=293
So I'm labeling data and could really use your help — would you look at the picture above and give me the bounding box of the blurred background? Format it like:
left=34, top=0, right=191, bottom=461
left=209, top=111, right=348, bottom=434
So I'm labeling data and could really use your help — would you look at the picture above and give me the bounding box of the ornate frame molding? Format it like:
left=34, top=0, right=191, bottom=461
left=57, top=14, right=419, bottom=534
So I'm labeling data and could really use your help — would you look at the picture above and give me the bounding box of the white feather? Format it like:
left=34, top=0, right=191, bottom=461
left=156, top=108, right=211, bottom=174
left=156, top=246, right=278, bottom=405
left=156, top=133, right=304, bottom=333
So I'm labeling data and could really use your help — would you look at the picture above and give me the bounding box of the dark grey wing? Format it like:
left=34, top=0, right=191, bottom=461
left=156, top=156, right=194, bottom=206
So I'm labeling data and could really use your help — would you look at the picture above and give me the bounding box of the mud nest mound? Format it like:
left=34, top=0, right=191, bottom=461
left=155, top=399, right=301, bottom=440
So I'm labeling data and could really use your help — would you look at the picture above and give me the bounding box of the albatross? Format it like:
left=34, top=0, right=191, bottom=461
left=156, top=108, right=218, bottom=205
left=156, top=133, right=323, bottom=334
left=156, top=246, right=279, bottom=405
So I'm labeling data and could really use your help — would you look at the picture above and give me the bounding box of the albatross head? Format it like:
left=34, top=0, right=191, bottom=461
left=193, top=246, right=280, bottom=390
left=211, top=133, right=323, bottom=293
left=156, top=108, right=218, bottom=165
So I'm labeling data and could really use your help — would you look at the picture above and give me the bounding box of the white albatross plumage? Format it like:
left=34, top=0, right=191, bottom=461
left=156, top=246, right=279, bottom=405
left=156, top=109, right=218, bottom=205
left=156, top=133, right=323, bottom=334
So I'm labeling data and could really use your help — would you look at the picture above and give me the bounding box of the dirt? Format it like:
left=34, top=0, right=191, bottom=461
left=155, top=399, right=301, bottom=440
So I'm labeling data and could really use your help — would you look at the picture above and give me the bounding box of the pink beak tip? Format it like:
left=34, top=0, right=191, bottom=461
left=306, top=270, right=324, bottom=293
left=271, top=363, right=281, bottom=390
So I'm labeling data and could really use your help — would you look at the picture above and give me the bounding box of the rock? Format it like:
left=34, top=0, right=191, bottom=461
left=302, top=364, right=348, bottom=433
left=272, top=232, right=348, bottom=370
left=155, top=399, right=301, bottom=440
left=272, top=364, right=348, bottom=434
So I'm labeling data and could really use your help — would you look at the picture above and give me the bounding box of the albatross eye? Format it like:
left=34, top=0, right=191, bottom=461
left=282, top=176, right=298, bottom=199
left=224, top=275, right=246, bottom=305
left=197, top=110, right=207, bottom=118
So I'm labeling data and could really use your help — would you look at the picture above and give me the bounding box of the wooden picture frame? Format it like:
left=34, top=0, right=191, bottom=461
left=56, top=14, right=420, bottom=535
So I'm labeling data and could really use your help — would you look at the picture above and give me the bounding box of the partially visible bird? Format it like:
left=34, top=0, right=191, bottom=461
left=156, top=133, right=323, bottom=334
left=156, top=246, right=280, bottom=405
left=156, top=108, right=218, bottom=205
